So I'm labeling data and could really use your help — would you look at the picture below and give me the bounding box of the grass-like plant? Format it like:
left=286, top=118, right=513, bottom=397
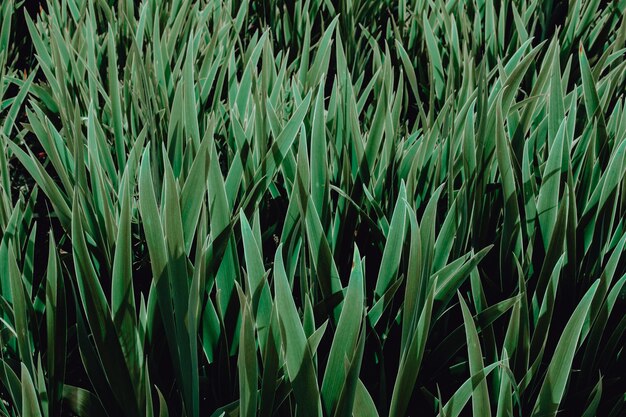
left=1, top=0, right=625, bottom=416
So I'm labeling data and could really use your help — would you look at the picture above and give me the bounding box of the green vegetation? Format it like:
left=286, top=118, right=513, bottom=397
left=1, top=0, right=625, bottom=416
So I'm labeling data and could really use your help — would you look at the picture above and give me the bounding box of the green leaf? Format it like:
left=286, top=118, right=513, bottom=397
left=353, top=380, right=379, bottom=417
left=531, top=280, right=600, bottom=417
left=459, top=294, right=492, bottom=417
left=548, top=47, right=565, bottom=143
left=181, top=133, right=210, bottom=254
left=422, top=14, right=444, bottom=98
left=579, top=44, right=602, bottom=120
left=8, top=243, right=34, bottom=374
left=274, top=246, right=322, bottom=417
left=321, top=246, right=364, bottom=415
left=374, top=182, right=407, bottom=297
left=495, top=98, right=521, bottom=267
left=311, top=80, right=328, bottom=219
left=2, top=67, right=36, bottom=137
left=537, top=119, right=566, bottom=249
left=240, top=210, right=272, bottom=352
left=21, top=364, right=42, bottom=417
left=439, top=362, right=501, bottom=417
left=46, top=233, right=66, bottom=416
left=108, top=24, right=125, bottom=170
left=389, top=282, right=435, bottom=417
left=62, top=386, right=108, bottom=417
left=238, top=288, right=258, bottom=417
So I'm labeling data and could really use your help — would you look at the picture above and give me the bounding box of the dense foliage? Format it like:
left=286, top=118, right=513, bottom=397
left=1, top=0, right=625, bottom=416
